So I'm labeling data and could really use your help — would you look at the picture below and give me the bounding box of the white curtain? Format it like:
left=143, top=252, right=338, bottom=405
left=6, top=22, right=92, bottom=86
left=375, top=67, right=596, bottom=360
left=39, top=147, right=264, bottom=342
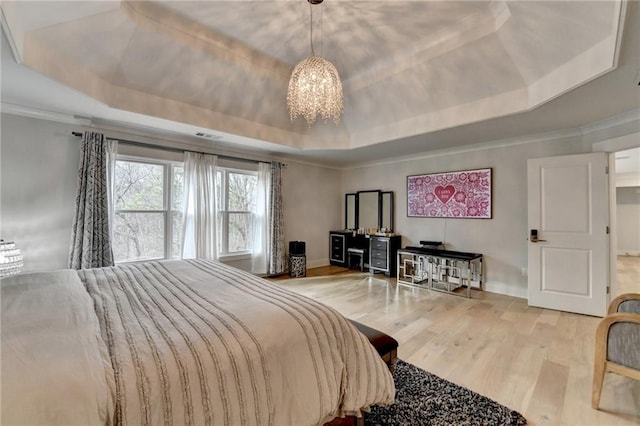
left=182, top=152, right=218, bottom=260
left=106, top=139, right=118, bottom=243
left=251, top=162, right=271, bottom=274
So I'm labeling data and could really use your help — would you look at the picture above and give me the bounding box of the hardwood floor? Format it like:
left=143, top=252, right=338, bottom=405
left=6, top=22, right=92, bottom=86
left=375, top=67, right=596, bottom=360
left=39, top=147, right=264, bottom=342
left=270, top=259, right=640, bottom=425
left=617, top=255, right=640, bottom=297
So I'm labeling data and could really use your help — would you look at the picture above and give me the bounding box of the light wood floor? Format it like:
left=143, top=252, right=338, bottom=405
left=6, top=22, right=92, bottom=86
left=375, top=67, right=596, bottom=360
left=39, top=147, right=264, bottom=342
left=270, top=256, right=640, bottom=425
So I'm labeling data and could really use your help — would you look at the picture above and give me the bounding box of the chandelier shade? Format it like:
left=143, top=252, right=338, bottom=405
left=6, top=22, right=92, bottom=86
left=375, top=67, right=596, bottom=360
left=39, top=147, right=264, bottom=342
left=287, top=0, right=343, bottom=126
left=287, top=56, right=343, bottom=126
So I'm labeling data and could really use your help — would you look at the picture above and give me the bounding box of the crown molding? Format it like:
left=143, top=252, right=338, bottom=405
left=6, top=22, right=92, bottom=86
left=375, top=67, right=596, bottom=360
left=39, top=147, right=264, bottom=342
left=580, top=107, right=640, bottom=135
left=1, top=102, right=92, bottom=125
left=1, top=6, right=22, bottom=64
left=342, top=127, right=583, bottom=170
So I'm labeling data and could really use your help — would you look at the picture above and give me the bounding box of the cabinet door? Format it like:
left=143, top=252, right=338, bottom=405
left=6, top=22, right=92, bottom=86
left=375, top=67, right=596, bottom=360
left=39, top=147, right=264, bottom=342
left=369, top=237, right=389, bottom=270
left=370, top=238, right=388, bottom=251
left=330, top=234, right=345, bottom=263
left=370, top=256, right=388, bottom=269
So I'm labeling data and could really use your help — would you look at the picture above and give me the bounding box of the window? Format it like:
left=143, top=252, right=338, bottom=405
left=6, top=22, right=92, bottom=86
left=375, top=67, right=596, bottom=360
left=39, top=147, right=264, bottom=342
left=113, top=159, right=184, bottom=263
left=216, top=168, right=257, bottom=257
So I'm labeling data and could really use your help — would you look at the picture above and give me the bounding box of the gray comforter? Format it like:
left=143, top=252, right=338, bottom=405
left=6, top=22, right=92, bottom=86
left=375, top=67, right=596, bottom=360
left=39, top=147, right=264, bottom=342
left=79, top=259, right=395, bottom=426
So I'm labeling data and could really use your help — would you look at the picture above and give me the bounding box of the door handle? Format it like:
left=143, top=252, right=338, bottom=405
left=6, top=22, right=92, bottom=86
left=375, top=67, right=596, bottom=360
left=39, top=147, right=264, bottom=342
left=530, top=229, right=547, bottom=242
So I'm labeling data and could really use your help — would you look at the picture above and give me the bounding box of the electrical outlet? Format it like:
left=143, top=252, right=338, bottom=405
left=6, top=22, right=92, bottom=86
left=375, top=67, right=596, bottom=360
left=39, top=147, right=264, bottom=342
left=521, top=267, right=528, bottom=277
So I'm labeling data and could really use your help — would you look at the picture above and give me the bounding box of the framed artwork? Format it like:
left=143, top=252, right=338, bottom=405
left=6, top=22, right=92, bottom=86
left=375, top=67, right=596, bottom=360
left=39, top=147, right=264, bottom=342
left=407, top=168, right=492, bottom=219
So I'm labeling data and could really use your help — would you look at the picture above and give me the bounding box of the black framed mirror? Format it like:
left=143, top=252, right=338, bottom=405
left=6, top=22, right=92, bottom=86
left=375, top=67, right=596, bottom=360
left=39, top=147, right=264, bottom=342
left=357, top=190, right=381, bottom=231
left=381, top=191, right=394, bottom=232
left=344, top=190, right=395, bottom=232
left=345, top=193, right=357, bottom=229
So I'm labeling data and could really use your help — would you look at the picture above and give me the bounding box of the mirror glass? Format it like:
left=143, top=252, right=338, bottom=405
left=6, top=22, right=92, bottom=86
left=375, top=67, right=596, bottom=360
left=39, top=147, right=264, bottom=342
left=381, top=191, right=394, bottom=231
left=357, top=190, right=380, bottom=231
left=345, top=193, right=357, bottom=229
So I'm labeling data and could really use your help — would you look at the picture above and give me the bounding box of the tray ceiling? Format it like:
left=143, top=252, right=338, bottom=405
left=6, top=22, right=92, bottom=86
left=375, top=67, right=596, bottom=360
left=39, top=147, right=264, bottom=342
left=1, top=0, right=634, bottom=162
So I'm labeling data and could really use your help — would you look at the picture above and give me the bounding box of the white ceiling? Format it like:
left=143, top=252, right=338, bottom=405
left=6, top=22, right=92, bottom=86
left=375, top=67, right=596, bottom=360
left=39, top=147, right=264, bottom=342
left=1, top=0, right=639, bottom=167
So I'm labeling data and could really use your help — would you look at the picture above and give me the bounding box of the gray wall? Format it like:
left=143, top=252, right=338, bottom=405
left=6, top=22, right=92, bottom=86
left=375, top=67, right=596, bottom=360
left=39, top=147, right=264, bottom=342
left=616, top=186, right=640, bottom=255
left=0, top=113, right=341, bottom=272
left=1, top=114, right=80, bottom=271
left=341, top=137, right=588, bottom=298
left=282, top=161, right=341, bottom=268
left=0, top=112, right=618, bottom=297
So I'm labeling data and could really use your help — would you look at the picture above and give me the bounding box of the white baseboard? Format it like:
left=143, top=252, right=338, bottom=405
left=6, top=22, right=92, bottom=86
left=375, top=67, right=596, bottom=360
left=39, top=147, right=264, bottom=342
left=483, top=281, right=527, bottom=299
left=617, top=251, right=640, bottom=256
left=307, top=258, right=330, bottom=269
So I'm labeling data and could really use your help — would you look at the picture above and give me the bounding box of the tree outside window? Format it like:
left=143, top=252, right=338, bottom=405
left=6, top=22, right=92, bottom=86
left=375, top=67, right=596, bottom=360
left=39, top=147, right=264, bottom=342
left=216, top=169, right=257, bottom=256
left=113, top=159, right=183, bottom=263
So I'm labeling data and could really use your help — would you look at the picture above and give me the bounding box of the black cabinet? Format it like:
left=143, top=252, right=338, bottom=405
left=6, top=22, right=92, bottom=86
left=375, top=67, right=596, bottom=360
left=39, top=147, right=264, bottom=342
left=330, top=233, right=347, bottom=266
left=329, top=231, right=370, bottom=267
left=369, top=235, right=401, bottom=277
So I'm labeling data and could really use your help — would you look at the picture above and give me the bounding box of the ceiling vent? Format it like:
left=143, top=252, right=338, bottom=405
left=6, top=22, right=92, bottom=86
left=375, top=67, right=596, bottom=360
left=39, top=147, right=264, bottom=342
left=195, top=132, right=223, bottom=140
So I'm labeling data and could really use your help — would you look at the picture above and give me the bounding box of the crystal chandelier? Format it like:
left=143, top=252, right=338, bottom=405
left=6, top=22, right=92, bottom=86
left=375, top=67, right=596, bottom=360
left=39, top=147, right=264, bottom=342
left=287, top=0, right=343, bottom=126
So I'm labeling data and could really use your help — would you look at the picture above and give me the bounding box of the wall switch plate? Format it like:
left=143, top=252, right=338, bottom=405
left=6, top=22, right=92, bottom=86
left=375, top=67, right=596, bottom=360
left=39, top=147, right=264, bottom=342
left=521, top=267, right=528, bottom=277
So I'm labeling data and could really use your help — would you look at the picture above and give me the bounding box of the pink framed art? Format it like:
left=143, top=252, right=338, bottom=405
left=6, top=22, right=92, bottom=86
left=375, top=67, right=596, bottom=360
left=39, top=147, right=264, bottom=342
left=407, top=168, right=492, bottom=219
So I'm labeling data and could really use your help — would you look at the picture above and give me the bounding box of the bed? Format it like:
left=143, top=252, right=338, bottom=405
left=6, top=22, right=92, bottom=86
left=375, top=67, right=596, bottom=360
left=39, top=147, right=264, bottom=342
left=1, top=259, right=394, bottom=426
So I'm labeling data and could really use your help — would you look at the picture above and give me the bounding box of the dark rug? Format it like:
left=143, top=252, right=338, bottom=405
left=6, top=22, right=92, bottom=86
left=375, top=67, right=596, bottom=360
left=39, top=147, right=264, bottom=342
left=366, top=360, right=527, bottom=426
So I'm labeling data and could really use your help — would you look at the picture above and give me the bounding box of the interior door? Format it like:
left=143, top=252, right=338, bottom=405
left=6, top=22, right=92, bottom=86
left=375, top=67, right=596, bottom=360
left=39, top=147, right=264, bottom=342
left=527, top=153, right=609, bottom=317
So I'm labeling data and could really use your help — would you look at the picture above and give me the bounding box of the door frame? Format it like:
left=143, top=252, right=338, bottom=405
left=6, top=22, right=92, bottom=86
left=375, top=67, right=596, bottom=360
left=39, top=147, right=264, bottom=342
left=593, top=132, right=640, bottom=298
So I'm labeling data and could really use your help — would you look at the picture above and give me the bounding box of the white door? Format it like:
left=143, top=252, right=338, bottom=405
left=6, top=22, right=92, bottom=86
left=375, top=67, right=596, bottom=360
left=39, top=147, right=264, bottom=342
left=527, top=153, right=609, bottom=317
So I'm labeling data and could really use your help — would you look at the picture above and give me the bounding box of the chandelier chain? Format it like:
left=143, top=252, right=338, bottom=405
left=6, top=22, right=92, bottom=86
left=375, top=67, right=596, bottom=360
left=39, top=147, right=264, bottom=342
left=309, top=2, right=315, bottom=56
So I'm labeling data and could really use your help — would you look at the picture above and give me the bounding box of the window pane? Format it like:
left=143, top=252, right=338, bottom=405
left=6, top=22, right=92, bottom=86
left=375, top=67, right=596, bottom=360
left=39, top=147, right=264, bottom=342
left=228, top=173, right=257, bottom=211
left=171, top=211, right=183, bottom=259
left=115, top=161, right=164, bottom=210
left=113, top=212, right=164, bottom=262
left=228, top=213, right=252, bottom=252
left=217, top=212, right=224, bottom=255
left=172, top=165, right=184, bottom=212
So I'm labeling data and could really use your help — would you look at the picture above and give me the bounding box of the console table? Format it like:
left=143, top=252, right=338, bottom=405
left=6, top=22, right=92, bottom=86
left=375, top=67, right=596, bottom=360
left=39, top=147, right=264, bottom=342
left=396, top=247, right=483, bottom=298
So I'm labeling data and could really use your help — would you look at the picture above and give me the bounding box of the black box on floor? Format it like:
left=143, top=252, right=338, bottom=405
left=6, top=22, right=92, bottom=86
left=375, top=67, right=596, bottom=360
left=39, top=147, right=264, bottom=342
left=289, top=241, right=306, bottom=255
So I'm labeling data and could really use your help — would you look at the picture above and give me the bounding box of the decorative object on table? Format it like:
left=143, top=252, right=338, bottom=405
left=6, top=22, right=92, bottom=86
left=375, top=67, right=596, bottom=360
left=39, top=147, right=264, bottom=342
left=366, top=359, right=527, bottom=426
left=288, top=241, right=307, bottom=277
left=287, top=0, right=343, bottom=126
left=0, top=240, right=24, bottom=277
left=288, top=241, right=306, bottom=256
left=407, top=168, right=492, bottom=219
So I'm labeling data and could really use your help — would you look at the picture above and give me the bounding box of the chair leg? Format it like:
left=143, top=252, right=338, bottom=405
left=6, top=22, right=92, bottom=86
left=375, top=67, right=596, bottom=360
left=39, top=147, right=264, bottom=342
left=592, top=320, right=609, bottom=409
left=592, top=359, right=606, bottom=409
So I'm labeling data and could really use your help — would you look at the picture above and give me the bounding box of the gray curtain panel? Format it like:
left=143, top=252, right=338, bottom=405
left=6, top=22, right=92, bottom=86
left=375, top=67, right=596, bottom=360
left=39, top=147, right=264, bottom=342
left=268, top=162, right=286, bottom=275
left=69, top=131, right=115, bottom=269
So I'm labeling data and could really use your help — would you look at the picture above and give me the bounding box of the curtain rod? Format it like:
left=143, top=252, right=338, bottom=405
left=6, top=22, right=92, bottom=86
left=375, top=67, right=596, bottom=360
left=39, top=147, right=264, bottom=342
left=71, top=131, right=282, bottom=166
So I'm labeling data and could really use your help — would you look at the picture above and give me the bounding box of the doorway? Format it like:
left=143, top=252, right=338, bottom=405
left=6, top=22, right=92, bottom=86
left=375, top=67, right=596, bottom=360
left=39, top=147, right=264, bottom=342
left=614, top=147, right=640, bottom=297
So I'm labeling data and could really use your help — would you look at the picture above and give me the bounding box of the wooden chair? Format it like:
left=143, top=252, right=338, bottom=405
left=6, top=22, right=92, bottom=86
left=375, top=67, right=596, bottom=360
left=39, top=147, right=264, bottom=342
left=592, top=293, right=640, bottom=409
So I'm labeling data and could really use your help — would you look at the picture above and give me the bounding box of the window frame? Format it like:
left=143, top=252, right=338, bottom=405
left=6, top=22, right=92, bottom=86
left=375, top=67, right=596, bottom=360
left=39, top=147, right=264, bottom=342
left=113, top=155, right=184, bottom=264
left=217, top=167, right=258, bottom=261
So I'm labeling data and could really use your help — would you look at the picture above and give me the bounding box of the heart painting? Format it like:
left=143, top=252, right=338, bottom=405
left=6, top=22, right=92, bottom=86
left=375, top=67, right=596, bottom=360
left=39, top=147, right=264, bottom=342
left=407, top=168, right=492, bottom=218
left=434, top=185, right=455, bottom=204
